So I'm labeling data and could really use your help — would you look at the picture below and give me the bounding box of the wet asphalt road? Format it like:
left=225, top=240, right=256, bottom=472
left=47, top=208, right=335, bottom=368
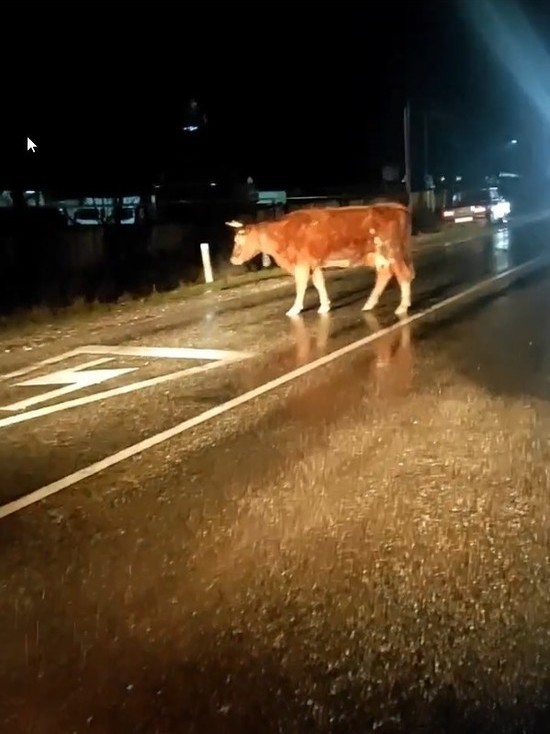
left=1, top=222, right=550, bottom=732
left=0, top=224, right=543, bottom=505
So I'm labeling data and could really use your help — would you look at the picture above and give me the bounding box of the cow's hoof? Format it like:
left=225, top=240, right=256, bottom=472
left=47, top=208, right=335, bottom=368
left=395, top=304, right=409, bottom=316
left=362, top=301, right=377, bottom=312
left=317, top=303, right=331, bottom=314
left=286, top=306, right=302, bottom=317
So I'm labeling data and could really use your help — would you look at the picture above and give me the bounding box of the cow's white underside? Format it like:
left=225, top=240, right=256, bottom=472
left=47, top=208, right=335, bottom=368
left=323, top=259, right=354, bottom=269
left=323, top=253, right=392, bottom=270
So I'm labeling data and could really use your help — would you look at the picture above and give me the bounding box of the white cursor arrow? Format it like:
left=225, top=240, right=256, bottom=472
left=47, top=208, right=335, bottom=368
left=1, top=359, right=137, bottom=412
left=27, top=137, right=37, bottom=153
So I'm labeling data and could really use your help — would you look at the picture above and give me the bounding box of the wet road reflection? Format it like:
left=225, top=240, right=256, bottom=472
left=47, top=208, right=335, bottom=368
left=289, top=310, right=414, bottom=394
left=289, top=313, right=332, bottom=366
left=236, top=224, right=525, bottom=391
left=363, top=314, right=414, bottom=398
left=491, top=226, right=512, bottom=274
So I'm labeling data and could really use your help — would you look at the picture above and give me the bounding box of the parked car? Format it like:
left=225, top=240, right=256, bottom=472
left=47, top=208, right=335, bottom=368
left=442, top=187, right=511, bottom=225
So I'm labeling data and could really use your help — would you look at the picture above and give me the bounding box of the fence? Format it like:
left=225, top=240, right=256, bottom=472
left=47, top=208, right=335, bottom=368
left=255, top=189, right=447, bottom=233
left=265, top=189, right=446, bottom=214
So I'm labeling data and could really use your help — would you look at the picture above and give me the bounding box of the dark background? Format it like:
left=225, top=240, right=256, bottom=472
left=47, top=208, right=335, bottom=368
left=2, top=0, right=549, bottom=191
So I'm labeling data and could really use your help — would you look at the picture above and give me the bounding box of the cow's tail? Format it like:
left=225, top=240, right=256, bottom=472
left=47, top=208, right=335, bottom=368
left=402, top=207, right=415, bottom=281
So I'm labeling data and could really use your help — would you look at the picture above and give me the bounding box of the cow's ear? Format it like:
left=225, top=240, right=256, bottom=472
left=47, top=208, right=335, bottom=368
left=225, top=220, right=244, bottom=229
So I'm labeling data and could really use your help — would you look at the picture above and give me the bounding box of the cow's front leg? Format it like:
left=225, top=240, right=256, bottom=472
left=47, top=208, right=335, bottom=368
left=362, top=265, right=393, bottom=311
left=311, top=266, right=331, bottom=314
left=286, top=263, right=310, bottom=317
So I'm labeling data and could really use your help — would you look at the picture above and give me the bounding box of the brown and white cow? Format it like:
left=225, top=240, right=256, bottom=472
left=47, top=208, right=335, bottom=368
left=226, top=203, right=415, bottom=317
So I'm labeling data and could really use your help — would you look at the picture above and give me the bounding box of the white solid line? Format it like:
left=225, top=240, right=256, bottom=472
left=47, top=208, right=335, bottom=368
left=77, top=345, right=251, bottom=361
left=0, top=356, right=249, bottom=430
left=0, top=255, right=546, bottom=520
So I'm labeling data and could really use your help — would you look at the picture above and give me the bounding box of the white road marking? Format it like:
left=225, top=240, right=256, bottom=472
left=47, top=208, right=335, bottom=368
left=0, top=355, right=250, bottom=430
left=76, top=345, right=251, bottom=361
left=0, top=345, right=251, bottom=384
left=0, top=348, right=89, bottom=383
left=1, top=358, right=138, bottom=412
left=0, top=254, right=546, bottom=520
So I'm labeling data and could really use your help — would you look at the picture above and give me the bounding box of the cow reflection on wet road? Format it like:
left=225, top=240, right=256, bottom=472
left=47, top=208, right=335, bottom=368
left=288, top=313, right=333, bottom=366
left=288, top=312, right=414, bottom=399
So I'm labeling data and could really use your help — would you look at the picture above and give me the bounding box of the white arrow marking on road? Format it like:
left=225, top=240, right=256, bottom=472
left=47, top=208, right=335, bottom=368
left=27, top=137, right=37, bottom=153
left=0, top=345, right=253, bottom=384
left=1, top=358, right=137, bottom=412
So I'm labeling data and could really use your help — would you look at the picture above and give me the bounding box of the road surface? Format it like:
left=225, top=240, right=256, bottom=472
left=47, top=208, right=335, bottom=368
left=1, top=222, right=550, bottom=733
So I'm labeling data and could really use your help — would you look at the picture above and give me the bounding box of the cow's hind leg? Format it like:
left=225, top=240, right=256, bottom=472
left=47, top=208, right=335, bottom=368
left=362, top=265, right=393, bottom=312
left=393, top=262, right=412, bottom=316
left=311, top=267, right=331, bottom=314
left=286, top=264, right=310, bottom=317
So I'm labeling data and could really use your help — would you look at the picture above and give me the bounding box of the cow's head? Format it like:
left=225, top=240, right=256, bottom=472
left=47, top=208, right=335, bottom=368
left=225, top=220, right=261, bottom=265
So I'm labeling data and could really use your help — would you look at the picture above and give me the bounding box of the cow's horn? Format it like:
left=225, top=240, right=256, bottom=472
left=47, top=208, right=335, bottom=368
left=225, top=220, right=244, bottom=228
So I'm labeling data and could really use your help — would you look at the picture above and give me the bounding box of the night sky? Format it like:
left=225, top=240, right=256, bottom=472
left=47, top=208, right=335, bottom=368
left=2, top=0, right=549, bottom=192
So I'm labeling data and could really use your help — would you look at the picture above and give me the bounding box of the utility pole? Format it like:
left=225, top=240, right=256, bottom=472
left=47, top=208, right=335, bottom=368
left=423, top=111, right=428, bottom=183
left=403, top=100, right=412, bottom=207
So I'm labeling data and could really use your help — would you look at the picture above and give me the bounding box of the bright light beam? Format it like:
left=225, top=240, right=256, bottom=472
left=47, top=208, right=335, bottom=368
left=463, top=0, right=550, bottom=122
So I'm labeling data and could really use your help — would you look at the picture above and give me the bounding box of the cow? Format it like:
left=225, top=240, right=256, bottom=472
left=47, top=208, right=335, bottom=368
left=226, top=203, right=415, bottom=317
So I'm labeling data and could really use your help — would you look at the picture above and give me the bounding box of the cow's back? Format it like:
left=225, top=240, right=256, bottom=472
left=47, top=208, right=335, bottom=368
left=267, top=206, right=372, bottom=266
left=309, top=204, right=412, bottom=267
left=259, top=203, right=413, bottom=274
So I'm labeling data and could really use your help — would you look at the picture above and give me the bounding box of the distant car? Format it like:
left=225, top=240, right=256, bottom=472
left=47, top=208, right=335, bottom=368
left=442, top=187, right=511, bottom=225
left=73, top=206, right=103, bottom=225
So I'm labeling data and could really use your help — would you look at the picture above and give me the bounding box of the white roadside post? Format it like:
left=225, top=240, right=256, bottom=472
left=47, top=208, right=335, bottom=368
left=261, top=204, right=276, bottom=268
left=200, top=242, right=214, bottom=284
